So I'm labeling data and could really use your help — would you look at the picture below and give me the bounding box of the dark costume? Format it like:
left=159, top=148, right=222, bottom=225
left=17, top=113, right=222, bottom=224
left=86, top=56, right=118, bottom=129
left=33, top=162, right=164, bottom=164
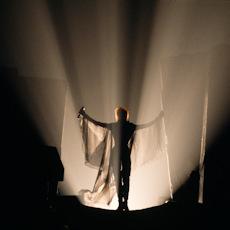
left=78, top=110, right=166, bottom=211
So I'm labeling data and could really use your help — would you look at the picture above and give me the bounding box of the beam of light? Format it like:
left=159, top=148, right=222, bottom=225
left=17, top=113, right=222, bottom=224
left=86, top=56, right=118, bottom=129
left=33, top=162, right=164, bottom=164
left=58, top=1, right=230, bottom=210
left=1, top=1, right=230, bottom=211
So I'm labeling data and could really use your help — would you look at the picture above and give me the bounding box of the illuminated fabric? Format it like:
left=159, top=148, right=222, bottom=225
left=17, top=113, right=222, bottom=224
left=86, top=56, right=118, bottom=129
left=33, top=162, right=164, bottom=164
left=78, top=112, right=167, bottom=208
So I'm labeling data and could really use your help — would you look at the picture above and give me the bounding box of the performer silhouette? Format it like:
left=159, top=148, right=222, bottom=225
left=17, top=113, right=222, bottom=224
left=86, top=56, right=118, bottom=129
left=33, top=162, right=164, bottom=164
left=79, top=106, right=162, bottom=211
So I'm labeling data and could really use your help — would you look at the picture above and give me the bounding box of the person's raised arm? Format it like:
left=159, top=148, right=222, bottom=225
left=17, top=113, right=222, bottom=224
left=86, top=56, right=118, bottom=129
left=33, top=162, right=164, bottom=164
left=135, top=111, right=164, bottom=130
left=78, top=106, right=109, bottom=128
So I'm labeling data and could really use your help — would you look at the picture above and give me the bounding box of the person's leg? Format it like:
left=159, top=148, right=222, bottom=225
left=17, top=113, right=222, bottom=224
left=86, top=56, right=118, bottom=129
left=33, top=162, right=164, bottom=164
left=117, top=161, right=124, bottom=211
left=122, top=161, right=131, bottom=211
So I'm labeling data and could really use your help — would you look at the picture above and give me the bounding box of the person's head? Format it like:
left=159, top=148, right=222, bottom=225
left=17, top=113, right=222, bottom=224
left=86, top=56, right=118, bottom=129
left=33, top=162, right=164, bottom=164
left=115, top=107, right=129, bottom=121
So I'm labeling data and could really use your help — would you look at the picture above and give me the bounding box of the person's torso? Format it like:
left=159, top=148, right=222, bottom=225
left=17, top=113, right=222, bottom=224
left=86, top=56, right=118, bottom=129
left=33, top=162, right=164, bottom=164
left=111, top=121, right=135, bottom=155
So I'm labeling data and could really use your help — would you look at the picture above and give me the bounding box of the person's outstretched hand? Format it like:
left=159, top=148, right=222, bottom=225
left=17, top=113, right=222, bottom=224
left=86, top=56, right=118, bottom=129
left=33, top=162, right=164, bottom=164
left=78, top=106, right=86, bottom=118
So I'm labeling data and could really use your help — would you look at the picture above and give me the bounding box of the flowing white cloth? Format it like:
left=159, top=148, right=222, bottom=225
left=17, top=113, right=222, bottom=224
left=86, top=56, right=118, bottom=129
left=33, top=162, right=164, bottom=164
left=78, top=112, right=167, bottom=207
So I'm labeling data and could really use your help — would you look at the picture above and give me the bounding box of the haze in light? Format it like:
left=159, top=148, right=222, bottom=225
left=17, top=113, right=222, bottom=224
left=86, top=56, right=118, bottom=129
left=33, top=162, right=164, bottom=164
left=1, top=1, right=230, bottom=210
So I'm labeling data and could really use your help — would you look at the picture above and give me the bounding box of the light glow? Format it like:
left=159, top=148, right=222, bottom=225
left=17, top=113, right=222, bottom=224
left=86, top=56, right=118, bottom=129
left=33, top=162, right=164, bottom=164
left=1, top=1, right=230, bottom=210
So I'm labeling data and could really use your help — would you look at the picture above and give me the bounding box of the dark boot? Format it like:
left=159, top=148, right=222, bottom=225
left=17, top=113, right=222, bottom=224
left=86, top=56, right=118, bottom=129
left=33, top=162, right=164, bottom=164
left=123, top=200, right=129, bottom=212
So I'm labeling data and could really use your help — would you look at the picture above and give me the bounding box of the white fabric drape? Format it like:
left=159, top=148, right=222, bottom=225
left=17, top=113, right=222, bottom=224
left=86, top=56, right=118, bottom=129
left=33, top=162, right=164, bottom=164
left=78, top=112, right=167, bottom=207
